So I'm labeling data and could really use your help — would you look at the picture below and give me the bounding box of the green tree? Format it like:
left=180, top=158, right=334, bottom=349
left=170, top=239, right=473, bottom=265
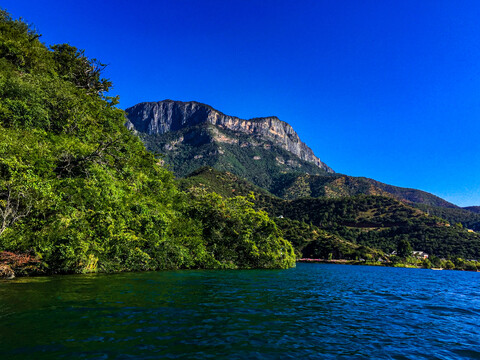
left=396, top=237, right=413, bottom=258
left=422, top=258, right=432, bottom=269
left=444, top=260, right=455, bottom=270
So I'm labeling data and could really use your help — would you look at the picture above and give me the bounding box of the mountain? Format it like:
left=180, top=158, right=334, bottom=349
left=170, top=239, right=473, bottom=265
left=125, top=100, right=480, bottom=233
left=125, top=100, right=333, bottom=190
left=126, top=100, right=458, bottom=204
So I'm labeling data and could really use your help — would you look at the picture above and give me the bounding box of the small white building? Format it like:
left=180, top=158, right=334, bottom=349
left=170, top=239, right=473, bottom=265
left=413, top=251, right=429, bottom=260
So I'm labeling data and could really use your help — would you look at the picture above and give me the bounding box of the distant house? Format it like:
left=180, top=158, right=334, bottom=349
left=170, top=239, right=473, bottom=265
left=413, top=251, right=428, bottom=259
left=467, top=229, right=475, bottom=233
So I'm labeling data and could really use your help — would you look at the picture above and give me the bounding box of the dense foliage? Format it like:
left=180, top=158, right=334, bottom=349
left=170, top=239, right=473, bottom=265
left=183, top=190, right=295, bottom=269
left=0, top=11, right=295, bottom=275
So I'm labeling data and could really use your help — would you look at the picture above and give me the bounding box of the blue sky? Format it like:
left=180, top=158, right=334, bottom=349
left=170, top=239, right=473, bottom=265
left=4, top=0, right=480, bottom=206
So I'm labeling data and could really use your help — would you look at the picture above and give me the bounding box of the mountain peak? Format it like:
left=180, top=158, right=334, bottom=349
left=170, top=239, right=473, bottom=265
left=126, top=100, right=333, bottom=173
left=127, top=100, right=281, bottom=131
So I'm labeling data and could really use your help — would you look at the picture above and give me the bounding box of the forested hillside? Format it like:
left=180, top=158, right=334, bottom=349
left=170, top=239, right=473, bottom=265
left=182, top=168, right=480, bottom=261
left=0, top=11, right=295, bottom=276
left=271, top=173, right=457, bottom=207
left=270, top=173, right=480, bottom=232
left=415, top=204, right=480, bottom=232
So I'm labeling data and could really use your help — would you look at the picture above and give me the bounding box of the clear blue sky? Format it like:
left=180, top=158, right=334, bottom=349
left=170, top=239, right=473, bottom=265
left=4, top=0, right=480, bottom=206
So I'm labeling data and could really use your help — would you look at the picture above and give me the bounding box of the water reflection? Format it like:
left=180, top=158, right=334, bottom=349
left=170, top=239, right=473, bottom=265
left=1, top=264, right=480, bottom=359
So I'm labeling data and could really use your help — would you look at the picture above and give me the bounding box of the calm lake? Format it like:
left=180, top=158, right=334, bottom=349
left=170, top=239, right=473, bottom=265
left=1, top=263, right=480, bottom=359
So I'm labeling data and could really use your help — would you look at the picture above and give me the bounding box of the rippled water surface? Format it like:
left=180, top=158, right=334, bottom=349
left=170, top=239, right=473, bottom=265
left=1, top=263, right=480, bottom=359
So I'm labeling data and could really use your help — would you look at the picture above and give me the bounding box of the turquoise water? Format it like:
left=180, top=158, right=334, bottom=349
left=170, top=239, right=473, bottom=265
left=1, top=263, right=480, bottom=359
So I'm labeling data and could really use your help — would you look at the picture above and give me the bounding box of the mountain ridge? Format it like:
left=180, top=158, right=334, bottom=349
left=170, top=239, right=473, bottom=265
left=272, top=172, right=459, bottom=208
left=126, top=100, right=333, bottom=173
left=464, top=206, right=480, bottom=214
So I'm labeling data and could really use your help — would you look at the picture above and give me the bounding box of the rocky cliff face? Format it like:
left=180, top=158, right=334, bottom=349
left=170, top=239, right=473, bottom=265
left=126, top=100, right=333, bottom=173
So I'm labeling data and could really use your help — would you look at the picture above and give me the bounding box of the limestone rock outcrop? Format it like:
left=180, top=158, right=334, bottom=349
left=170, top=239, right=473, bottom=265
left=126, top=100, right=333, bottom=173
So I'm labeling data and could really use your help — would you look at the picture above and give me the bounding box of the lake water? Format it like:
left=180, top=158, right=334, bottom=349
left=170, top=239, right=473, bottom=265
left=1, top=263, right=480, bottom=359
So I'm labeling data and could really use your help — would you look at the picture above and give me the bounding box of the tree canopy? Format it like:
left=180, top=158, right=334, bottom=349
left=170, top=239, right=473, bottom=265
left=0, top=10, right=295, bottom=275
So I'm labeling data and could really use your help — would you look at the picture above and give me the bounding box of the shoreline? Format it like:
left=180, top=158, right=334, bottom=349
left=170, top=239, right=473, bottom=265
left=296, top=258, right=479, bottom=272
left=297, top=258, right=384, bottom=266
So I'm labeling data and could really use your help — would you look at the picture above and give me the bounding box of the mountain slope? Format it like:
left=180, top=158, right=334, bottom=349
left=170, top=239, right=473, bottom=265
left=179, top=168, right=386, bottom=261
left=272, top=173, right=458, bottom=207
left=415, top=204, right=480, bottom=232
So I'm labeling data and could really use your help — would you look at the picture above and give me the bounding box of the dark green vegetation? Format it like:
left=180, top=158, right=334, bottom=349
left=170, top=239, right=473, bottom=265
left=181, top=168, right=480, bottom=263
left=415, top=204, right=480, bottom=232
left=180, top=168, right=384, bottom=261
left=140, top=124, right=328, bottom=192
left=270, top=173, right=480, bottom=232
left=0, top=11, right=295, bottom=275
left=464, top=206, right=480, bottom=214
